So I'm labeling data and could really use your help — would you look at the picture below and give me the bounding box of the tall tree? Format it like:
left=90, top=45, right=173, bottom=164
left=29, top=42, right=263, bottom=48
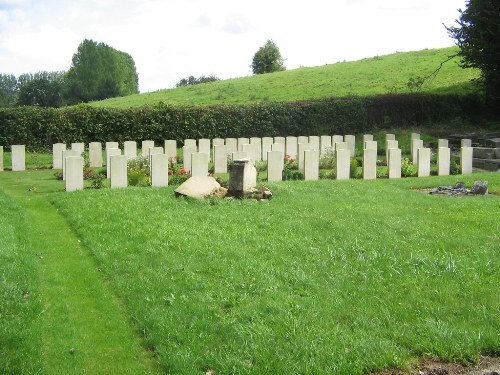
left=16, top=71, right=64, bottom=107
left=0, top=74, right=19, bottom=107
left=447, top=0, right=500, bottom=105
left=251, top=39, right=286, bottom=75
left=64, top=39, right=139, bottom=104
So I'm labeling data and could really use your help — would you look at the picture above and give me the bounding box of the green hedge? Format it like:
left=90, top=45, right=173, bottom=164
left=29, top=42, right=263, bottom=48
left=0, top=93, right=487, bottom=151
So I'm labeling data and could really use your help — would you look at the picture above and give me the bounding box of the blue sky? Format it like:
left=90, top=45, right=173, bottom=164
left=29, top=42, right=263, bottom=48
left=0, top=0, right=466, bottom=92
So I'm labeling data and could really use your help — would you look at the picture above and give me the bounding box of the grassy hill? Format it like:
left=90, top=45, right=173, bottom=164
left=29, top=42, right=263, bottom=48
left=92, top=47, right=480, bottom=108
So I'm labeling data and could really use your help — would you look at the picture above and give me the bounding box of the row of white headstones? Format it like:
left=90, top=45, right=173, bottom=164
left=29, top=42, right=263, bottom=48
left=0, top=133, right=474, bottom=192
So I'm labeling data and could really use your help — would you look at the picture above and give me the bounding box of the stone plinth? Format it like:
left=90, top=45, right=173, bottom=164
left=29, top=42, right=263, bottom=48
left=52, top=143, right=66, bottom=169
left=229, top=159, right=257, bottom=195
left=336, top=148, right=350, bottom=180
left=363, top=148, right=377, bottom=180
left=11, top=145, right=25, bottom=171
left=65, top=156, right=84, bottom=192
left=304, top=149, right=319, bottom=181
left=267, top=150, right=283, bottom=182
left=110, top=155, right=128, bottom=188
left=151, top=153, right=169, bottom=187
left=89, top=142, right=103, bottom=167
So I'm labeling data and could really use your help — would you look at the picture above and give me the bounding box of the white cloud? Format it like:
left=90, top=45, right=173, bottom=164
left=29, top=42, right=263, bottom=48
left=0, top=0, right=466, bottom=92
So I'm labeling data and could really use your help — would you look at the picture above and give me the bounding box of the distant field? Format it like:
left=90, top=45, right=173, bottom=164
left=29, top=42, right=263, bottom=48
left=92, top=47, right=480, bottom=108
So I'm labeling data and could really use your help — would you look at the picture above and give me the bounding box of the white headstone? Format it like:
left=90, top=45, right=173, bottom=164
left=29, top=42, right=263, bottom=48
left=165, top=140, right=177, bottom=164
left=71, top=142, right=84, bottom=155
left=124, top=141, right=137, bottom=160
left=182, top=146, right=195, bottom=171
left=363, top=134, right=374, bottom=144
left=461, top=146, right=473, bottom=174
left=335, top=141, right=348, bottom=150
left=417, top=148, right=431, bottom=177
left=320, top=135, right=332, bottom=156
left=274, top=136, right=286, bottom=146
left=62, top=149, right=79, bottom=180
left=11, top=145, right=25, bottom=171
left=336, top=148, right=350, bottom=180
left=106, top=141, right=119, bottom=150
left=286, top=136, right=298, bottom=159
left=298, top=136, right=308, bottom=146
left=110, top=155, right=128, bottom=189
left=52, top=143, right=66, bottom=169
left=388, top=148, right=401, bottom=179
left=242, top=144, right=257, bottom=161
left=151, top=153, right=169, bottom=187
left=250, top=137, right=262, bottom=161
left=185, top=139, right=197, bottom=151
left=214, top=145, right=228, bottom=174
left=438, top=139, right=449, bottom=148
left=65, top=156, right=84, bottom=192
left=213, top=138, right=225, bottom=147
left=237, top=137, right=250, bottom=151
left=89, top=142, right=103, bottom=167
left=262, top=137, right=273, bottom=161
left=191, top=152, right=210, bottom=177
left=461, top=139, right=472, bottom=147
left=225, top=138, right=237, bottom=155
left=412, top=139, right=424, bottom=165
left=298, top=142, right=311, bottom=170
left=438, top=147, right=450, bottom=176
left=385, top=134, right=396, bottom=141
left=386, top=140, right=399, bottom=162
left=232, top=151, right=248, bottom=160
left=198, top=139, right=211, bottom=158
left=344, top=135, right=355, bottom=157
left=271, top=143, right=285, bottom=155
left=304, top=149, right=319, bottom=181
left=267, top=150, right=283, bottom=182
left=106, top=148, right=121, bottom=178
left=364, top=140, right=377, bottom=151
left=308, top=136, right=320, bottom=151
left=411, top=133, right=421, bottom=141
left=141, top=140, right=155, bottom=156
left=363, top=148, right=377, bottom=180
left=149, top=146, right=163, bottom=157
left=332, top=135, right=343, bottom=147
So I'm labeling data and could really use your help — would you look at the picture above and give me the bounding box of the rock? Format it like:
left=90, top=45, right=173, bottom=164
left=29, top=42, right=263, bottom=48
left=470, top=180, right=488, bottom=195
left=454, top=181, right=466, bottom=190
left=174, top=176, right=222, bottom=199
left=211, top=186, right=228, bottom=198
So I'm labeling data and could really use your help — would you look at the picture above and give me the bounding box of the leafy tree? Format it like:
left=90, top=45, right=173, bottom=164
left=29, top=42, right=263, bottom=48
left=0, top=74, right=19, bottom=107
left=16, top=71, right=64, bottom=107
left=251, top=39, right=286, bottom=75
left=447, top=0, right=500, bottom=105
left=176, top=74, right=220, bottom=87
left=64, top=39, right=139, bottom=104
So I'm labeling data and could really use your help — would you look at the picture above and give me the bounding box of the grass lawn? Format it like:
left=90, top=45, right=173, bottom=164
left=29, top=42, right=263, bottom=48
left=0, top=151, right=498, bottom=374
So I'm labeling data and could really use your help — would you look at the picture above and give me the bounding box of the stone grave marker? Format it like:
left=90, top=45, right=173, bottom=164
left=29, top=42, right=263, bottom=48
left=438, top=147, right=450, bottom=176
left=363, top=134, right=374, bottom=144
left=89, top=142, right=103, bottom=167
left=110, top=155, right=128, bottom=188
left=461, top=146, right=473, bottom=174
left=332, top=135, right=343, bottom=147
left=417, top=148, right=431, bottom=177
left=165, top=140, right=177, bottom=164
left=124, top=141, right=137, bottom=159
left=141, top=140, right=155, bottom=156
left=0, top=146, right=3, bottom=171
left=386, top=140, right=398, bottom=162
left=320, top=135, right=332, bottom=156
left=106, top=148, right=121, bottom=178
left=229, top=159, right=257, bottom=194
left=151, top=153, right=169, bottom=187
left=274, top=136, right=286, bottom=146
left=237, top=137, right=250, bottom=151
left=71, top=142, right=85, bottom=155
left=242, top=143, right=258, bottom=161
left=412, top=139, right=424, bottom=165
left=344, top=135, right=355, bottom=157
left=461, top=139, right=472, bottom=147
left=336, top=148, right=350, bottom=180
left=225, top=138, right=237, bottom=155
left=363, top=148, right=377, bottom=180
left=271, top=143, right=285, bottom=155
left=438, top=139, right=449, bottom=148
left=267, top=150, right=283, bottom=182
left=11, top=145, right=26, bottom=172
left=388, top=148, right=401, bottom=179
left=198, top=139, right=211, bottom=159
left=232, top=151, right=248, bottom=160
left=52, top=143, right=66, bottom=169
left=298, top=142, right=311, bottom=170
left=385, top=134, right=396, bottom=141
left=364, top=140, right=377, bottom=151
left=214, top=145, right=228, bottom=173
left=185, top=139, right=197, bottom=151
left=262, top=137, right=273, bottom=161
left=309, top=136, right=320, bottom=151
left=106, top=142, right=119, bottom=150
left=182, top=146, right=195, bottom=171
left=62, top=150, right=79, bottom=180
left=297, top=136, right=308, bottom=146
left=286, top=136, right=298, bottom=159
left=304, top=149, right=319, bottom=180
left=411, top=133, right=420, bottom=141
left=65, top=156, right=84, bottom=192
left=191, top=152, right=210, bottom=177
left=250, top=138, right=262, bottom=161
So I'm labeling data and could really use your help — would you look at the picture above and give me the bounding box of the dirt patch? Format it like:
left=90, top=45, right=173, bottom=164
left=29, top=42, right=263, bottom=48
left=369, top=356, right=500, bottom=375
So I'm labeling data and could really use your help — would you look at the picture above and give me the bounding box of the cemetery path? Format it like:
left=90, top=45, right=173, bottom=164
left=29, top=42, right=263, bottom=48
left=0, top=170, right=161, bottom=375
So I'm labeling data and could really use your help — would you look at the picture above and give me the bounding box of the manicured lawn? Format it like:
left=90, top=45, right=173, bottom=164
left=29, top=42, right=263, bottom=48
left=0, top=152, right=498, bottom=374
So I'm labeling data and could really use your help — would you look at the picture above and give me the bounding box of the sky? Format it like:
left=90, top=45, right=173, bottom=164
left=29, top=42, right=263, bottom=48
left=0, top=0, right=467, bottom=93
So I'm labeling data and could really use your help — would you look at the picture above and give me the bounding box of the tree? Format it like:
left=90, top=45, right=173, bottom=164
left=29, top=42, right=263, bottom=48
left=0, top=74, right=19, bottom=107
left=447, top=0, right=500, bottom=105
left=64, top=39, right=139, bottom=104
left=16, top=71, right=64, bottom=107
left=251, top=39, right=286, bottom=75
left=176, top=74, right=220, bottom=87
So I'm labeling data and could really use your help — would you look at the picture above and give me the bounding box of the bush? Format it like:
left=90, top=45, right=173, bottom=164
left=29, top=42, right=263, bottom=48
left=319, top=149, right=336, bottom=169
left=401, top=158, right=416, bottom=177
left=127, top=156, right=150, bottom=187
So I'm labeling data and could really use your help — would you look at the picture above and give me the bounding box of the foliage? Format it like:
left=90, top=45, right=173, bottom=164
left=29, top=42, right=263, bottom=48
left=16, top=71, right=65, bottom=107
left=0, top=74, right=18, bottom=107
left=319, top=149, right=336, bottom=169
left=127, top=156, right=150, bottom=187
left=168, top=163, right=190, bottom=185
left=350, top=157, right=362, bottom=178
left=176, top=74, right=220, bottom=87
left=447, top=0, right=500, bottom=107
left=255, top=160, right=268, bottom=172
left=64, top=39, right=139, bottom=104
left=282, top=155, right=303, bottom=180
left=251, top=39, right=286, bottom=75
left=401, top=158, right=417, bottom=177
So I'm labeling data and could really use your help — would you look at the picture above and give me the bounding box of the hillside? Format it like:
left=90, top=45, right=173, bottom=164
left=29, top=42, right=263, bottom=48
left=91, top=47, right=480, bottom=108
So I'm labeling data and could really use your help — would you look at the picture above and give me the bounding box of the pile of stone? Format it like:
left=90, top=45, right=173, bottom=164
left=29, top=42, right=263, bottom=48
left=428, top=181, right=488, bottom=196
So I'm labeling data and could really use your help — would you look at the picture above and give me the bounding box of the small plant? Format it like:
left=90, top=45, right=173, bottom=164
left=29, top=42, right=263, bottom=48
left=451, top=160, right=461, bottom=175
left=54, top=171, right=63, bottom=180
left=128, top=156, right=150, bottom=187
left=282, top=155, right=303, bottom=180
left=350, top=158, right=362, bottom=179
left=319, top=149, right=335, bottom=170
left=89, top=173, right=104, bottom=189
left=255, top=160, right=268, bottom=172
left=401, top=158, right=416, bottom=177
left=319, top=170, right=336, bottom=179
left=168, top=164, right=191, bottom=185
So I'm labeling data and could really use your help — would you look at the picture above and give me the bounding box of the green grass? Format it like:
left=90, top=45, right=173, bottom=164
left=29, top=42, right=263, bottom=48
left=1, top=148, right=498, bottom=374
left=91, top=47, right=480, bottom=108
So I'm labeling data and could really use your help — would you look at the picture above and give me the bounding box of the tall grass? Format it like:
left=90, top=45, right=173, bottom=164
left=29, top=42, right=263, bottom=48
left=51, top=173, right=500, bottom=374
left=91, top=47, right=480, bottom=108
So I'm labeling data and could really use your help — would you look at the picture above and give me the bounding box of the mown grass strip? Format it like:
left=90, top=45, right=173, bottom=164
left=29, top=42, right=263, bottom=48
left=50, top=171, right=500, bottom=374
left=0, top=170, right=160, bottom=375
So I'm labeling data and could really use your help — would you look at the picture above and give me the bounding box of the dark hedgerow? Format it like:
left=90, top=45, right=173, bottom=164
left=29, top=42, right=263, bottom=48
left=0, top=93, right=488, bottom=151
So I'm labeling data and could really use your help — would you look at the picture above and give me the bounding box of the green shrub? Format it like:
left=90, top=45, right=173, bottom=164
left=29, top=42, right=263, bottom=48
left=127, top=156, right=150, bottom=187
left=319, top=149, right=336, bottom=169
left=401, top=158, right=416, bottom=177
left=350, top=158, right=362, bottom=179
